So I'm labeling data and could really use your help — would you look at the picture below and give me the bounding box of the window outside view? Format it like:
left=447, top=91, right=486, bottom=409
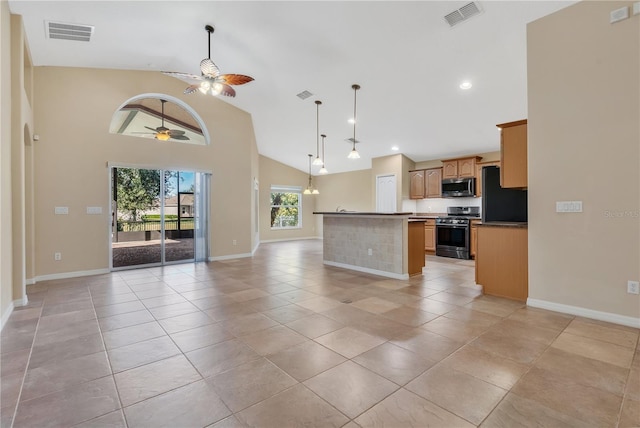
left=270, top=187, right=301, bottom=229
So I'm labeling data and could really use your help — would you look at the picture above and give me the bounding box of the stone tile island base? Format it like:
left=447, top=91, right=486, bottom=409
left=314, top=212, right=425, bottom=280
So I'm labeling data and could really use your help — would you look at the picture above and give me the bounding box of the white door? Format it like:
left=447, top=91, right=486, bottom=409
left=376, top=174, right=397, bottom=212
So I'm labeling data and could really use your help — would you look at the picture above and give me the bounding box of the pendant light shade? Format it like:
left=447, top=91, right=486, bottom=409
left=348, top=84, right=361, bottom=159
left=319, top=134, right=328, bottom=174
left=312, top=100, right=323, bottom=166
left=304, top=154, right=318, bottom=195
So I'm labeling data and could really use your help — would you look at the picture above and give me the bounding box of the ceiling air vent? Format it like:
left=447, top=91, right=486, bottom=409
left=444, top=2, right=482, bottom=27
left=296, top=90, right=313, bottom=100
left=45, top=21, right=94, bottom=42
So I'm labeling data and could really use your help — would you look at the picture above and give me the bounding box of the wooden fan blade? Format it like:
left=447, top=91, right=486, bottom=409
left=162, top=71, right=203, bottom=82
left=168, top=129, right=186, bottom=136
left=218, top=84, right=236, bottom=97
left=144, top=126, right=159, bottom=132
left=172, top=135, right=190, bottom=140
left=200, top=58, right=220, bottom=78
left=184, top=85, right=200, bottom=95
left=219, top=74, right=254, bottom=85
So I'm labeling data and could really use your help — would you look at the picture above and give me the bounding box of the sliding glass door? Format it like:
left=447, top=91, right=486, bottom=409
left=111, top=167, right=209, bottom=269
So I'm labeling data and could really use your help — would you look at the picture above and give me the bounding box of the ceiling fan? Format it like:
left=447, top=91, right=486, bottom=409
left=162, top=25, right=254, bottom=98
left=134, top=99, right=189, bottom=141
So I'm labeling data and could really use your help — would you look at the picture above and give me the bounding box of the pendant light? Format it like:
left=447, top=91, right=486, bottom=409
left=312, top=100, right=323, bottom=165
left=348, top=84, right=361, bottom=159
left=319, top=134, right=328, bottom=174
left=303, top=154, right=319, bottom=195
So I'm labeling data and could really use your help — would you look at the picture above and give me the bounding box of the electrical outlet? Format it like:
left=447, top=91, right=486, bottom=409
left=628, top=281, right=640, bottom=295
left=232, top=240, right=237, bottom=246
left=54, top=252, right=62, bottom=261
left=368, top=248, right=373, bottom=256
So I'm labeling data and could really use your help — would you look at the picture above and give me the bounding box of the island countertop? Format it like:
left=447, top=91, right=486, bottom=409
left=313, top=212, right=414, bottom=216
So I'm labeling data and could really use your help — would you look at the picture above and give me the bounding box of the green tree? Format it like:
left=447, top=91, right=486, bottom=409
left=270, top=192, right=299, bottom=227
left=116, top=168, right=161, bottom=221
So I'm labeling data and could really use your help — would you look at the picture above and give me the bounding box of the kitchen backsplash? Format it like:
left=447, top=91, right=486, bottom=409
left=402, top=197, right=481, bottom=213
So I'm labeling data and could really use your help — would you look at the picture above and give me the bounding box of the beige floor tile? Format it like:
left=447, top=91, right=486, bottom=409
left=351, top=297, right=402, bottom=314
left=227, top=288, right=270, bottom=303
left=244, top=295, right=290, bottom=312
left=564, top=318, right=639, bottom=349
left=207, top=358, right=297, bottom=412
left=94, top=300, right=146, bottom=319
left=491, top=319, right=561, bottom=345
left=186, top=339, right=261, bottom=378
left=107, top=336, right=180, bottom=373
left=1, top=348, right=30, bottom=377
left=157, top=311, right=214, bottom=334
left=536, top=347, right=629, bottom=396
left=73, top=410, right=127, bottom=428
left=304, top=361, right=398, bottom=419
left=506, top=307, right=574, bottom=332
left=381, top=306, right=439, bottom=327
left=13, top=376, right=120, bottom=428
left=627, top=366, right=640, bottom=401
left=1, top=371, right=24, bottom=410
left=91, top=292, right=138, bottom=308
left=353, top=342, right=435, bottom=385
left=391, top=328, right=464, bottom=362
left=147, top=301, right=200, bottom=319
left=285, top=313, right=344, bottom=338
left=262, top=304, right=315, bottom=324
left=481, top=392, right=599, bottom=428
left=239, top=325, right=308, bottom=356
left=407, top=298, right=459, bottom=315
left=169, top=323, right=234, bottom=353
left=440, top=345, right=528, bottom=390
left=219, top=312, right=279, bottom=337
left=355, top=388, right=475, bottom=428
left=28, top=333, right=105, bottom=369
left=443, top=307, right=503, bottom=327
left=421, top=316, right=489, bottom=343
left=236, top=383, right=349, bottom=428
left=406, top=364, right=507, bottom=425
left=428, top=291, right=477, bottom=306
left=511, top=366, right=622, bottom=426
left=102, top=321, right=166, bottom=350
left=619, top=397, right=640, bottom=428
left=471, top=329, right=549, bottom=364
left=204, top=302, right=258, bottom=321
left=98, top=310, right=155, bottom=332
left=552, top=332, right=635, bottom=368
left=114, top=355, right=201, bottom=406
left=315, top=327, right=386, bottom=359
left=267, top=341, right=346, bottom=381
left=349, top=313, right=412, bottom=340
left=295, top=296, right=344, bottom=313
left=140, top=293, right=189, bottom=308
left=207, top=415, right=247, bottom=428
left=465, top=297, right=524, bottom=317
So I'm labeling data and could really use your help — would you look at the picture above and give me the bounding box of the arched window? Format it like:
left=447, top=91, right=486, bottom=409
left=109, top=94, right=209, bottom=145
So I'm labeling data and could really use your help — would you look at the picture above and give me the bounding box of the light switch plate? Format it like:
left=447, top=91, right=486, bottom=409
left=633, top=2, right=640, bottom=15
left=86, top=206, right=102, bottom=215
left=556, top=201, right=583, bottom=213
left=54, top=206, right=69, bottom=215
left=610, top=6, right=629, bottom=23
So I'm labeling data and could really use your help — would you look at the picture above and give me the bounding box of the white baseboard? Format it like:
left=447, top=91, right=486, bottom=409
left=208, top=253, right=252, bottom=262
left=527, top=298, right=640, bottom=329
left=260, top=237, right=320, bottom=244
left=323, top=260, right=409, bottom=280
left=25, top=278, right=36, bottom=286
left=252, top=242, right=260, bottom=256
left=34, top=268, right=111, bottom=283
left=1, top=300, right=15, bottom=331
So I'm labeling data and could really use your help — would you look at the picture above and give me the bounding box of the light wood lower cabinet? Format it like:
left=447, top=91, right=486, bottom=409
left=408, top=221, right=426, bottom=276
left=470, top=220, right=480, bottom=258
left=475, top=225, right=528, bottom=301
left=424, top=219, right=436, bottom=253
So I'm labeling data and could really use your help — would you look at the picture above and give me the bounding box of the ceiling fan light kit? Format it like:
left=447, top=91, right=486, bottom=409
left=162, top=25, right=254, bottom=98
left=134, top=99, right=190, bottom=141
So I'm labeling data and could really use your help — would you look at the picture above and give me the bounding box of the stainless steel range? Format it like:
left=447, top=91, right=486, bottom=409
left=436, top=206, right=480, bottom=259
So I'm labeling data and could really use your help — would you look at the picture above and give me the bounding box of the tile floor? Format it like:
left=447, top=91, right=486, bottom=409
left=1, top=239, right=639, bottom=427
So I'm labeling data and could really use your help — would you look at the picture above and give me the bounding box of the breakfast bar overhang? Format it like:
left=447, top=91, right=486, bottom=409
left=313, top=212, right=426, bottom=280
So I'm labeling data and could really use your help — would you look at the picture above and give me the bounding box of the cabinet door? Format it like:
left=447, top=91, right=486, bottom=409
left=425, top=168, right=442, bottom=198
left=500, top=122, right=527, bottom=188
left=425, top=222, right=436, bottom=252
left=458, top=158, right=476, bottom=178
left=470, top=224, right=478, bottom=257
left=409, top=170, right=426, bottom=199
left=442, top=161, right=458, bottom=179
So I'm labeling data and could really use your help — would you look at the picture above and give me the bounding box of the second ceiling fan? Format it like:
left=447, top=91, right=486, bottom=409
left=135, top=99, right=189, bottom=141
left=162, top=25, right=254, bottom=98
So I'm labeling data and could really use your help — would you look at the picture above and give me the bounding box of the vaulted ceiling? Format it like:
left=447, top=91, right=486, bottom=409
left=8, top=0, right=575, bottom=174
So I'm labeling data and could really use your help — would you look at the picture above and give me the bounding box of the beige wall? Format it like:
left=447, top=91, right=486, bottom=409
left=259, top=155, right=316, bottom=241
left=32, top=66, right=257, bottom=275
left=1, top=0, right=13, bottom=323
left=413, top=150, right=501, bottom=170
left=528, top=1, right=639, bottom=321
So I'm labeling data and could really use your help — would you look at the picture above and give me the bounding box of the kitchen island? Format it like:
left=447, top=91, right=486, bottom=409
left=313, top=212, right=425, bottom=279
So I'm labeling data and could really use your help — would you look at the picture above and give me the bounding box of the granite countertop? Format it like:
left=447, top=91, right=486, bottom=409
left=313, top=212, right=414, bottom=216
left=477, top=221, right=528, bottom=228
left=409, top=213, right=446, bottom=219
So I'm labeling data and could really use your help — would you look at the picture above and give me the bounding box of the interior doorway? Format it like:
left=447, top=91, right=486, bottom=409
left=376, top=174, right=397, bottom=213
left=110, top=167, right=209, bottom=269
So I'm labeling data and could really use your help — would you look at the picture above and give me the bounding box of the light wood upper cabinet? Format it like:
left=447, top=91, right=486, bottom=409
left=475, top=161, right=500, bottom=197
left=498, top=119, right=527, bottom=188
left=441, top=156, right=482, bottom=179
left=425, top=168, right=442, bottom=198
left=409, top=170, right=426, bottom=199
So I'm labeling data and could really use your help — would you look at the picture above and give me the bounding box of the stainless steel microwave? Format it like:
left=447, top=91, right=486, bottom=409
left=441, top=177, right=475, bottom=198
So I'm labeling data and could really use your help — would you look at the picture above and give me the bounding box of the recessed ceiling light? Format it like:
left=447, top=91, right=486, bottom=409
left=391, top=145, right=399, bottom=151
left=348, top=118, right=356, bottom=124
left=459, top=81, right=472, bottom=90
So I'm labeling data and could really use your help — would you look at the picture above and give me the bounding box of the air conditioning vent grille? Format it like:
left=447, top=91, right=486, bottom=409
left=444, top=2, right=482, bottom=27
left=296, top=90, right=313, bottom=100
left=46, top=21, right=94, bottom=42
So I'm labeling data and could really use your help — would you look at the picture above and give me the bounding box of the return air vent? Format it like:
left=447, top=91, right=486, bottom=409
left=444, top=2, right=482, bottom=27
left=296, top=90, right=313, bottom=100
left=45, top=21, right=94, bottom=42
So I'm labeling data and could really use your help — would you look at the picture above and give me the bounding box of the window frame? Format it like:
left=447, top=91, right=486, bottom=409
left=270, top=185, right=303, bottom=230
